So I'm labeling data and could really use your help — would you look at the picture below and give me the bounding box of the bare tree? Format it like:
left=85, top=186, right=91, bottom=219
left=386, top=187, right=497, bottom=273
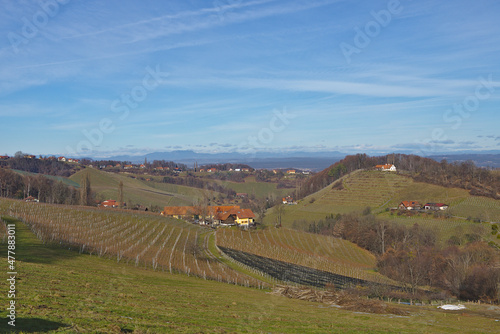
left=80, top=171, right=92, bottom=206
left=274, top=202, right=285, bottom=227
left=118, top=181, right=124, bottom=208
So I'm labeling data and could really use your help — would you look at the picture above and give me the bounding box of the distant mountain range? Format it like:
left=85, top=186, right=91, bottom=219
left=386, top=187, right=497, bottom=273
left=107, top=150, right=346, bottom=171
left=75, top=150, right=500, bottom=170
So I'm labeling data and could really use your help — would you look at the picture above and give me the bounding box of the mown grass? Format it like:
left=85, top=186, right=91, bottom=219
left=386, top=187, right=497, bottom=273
left=1, top=216, right=499, bottom=333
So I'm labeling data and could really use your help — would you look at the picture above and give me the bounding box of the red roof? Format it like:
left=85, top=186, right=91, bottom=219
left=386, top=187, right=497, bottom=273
left=218, top=207, right=255, bottom=220
left=162, top=205, right=240, bottom=216
left=376, top=164, right=394, bottom=169
left=400, top=201, right=420, bottom=207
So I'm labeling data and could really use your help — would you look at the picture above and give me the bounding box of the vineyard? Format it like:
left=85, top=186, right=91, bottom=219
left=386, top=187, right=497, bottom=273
left=216, top=227, right=392, bottom=284
left=448, top=196, right=500, bottom=222
left=219, top=247, right=381, bottom=289
left=0, top=199, right=267, bottom=288
left=317, top=171, right=410, bottom=210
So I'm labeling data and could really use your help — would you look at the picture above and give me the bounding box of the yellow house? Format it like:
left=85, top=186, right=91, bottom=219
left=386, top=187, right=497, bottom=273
left=218, top=208, right=255, bottom=226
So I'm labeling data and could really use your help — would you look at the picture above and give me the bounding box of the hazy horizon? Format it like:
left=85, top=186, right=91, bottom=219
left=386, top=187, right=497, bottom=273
left=1, top=0, right=499, bottom=157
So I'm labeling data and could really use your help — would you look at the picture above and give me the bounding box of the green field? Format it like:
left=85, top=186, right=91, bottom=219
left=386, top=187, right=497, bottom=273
left=69, top=168, right=218, bottom=209
left=1, top=215, right=499, bottom=333
left=215, top=176, right=292, bottom=199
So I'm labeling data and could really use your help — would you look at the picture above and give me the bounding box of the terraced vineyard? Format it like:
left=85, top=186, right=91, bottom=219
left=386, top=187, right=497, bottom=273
left=313, top=170, right=410, bottom=212
left=216, top=227, right=391, bottom=284
left=0, top=199, right=266, bottom=288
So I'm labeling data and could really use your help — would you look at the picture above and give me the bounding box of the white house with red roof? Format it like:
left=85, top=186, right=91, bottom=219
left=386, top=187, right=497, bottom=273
left=375, top=164, right=396, bottom=171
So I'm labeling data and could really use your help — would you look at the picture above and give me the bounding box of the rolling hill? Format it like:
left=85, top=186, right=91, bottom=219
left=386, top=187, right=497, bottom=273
left=264, top=169, right=500, bottom=246
left=69, top=168, right=218, bottom=209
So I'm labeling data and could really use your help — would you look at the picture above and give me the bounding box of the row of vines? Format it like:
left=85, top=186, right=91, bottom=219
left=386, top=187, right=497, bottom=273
left=216, top=226, right=392, bottom=284
left=0, top=199, right=267, bottom=288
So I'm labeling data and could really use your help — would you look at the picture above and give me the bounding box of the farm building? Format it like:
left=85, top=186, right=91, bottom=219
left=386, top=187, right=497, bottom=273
left=161, top=205, right=255, bottom=226
left=375, top=164, right=397, bottom=172
left=99, top=200, right=120, bottom=208
left=215, top=207, right=255, bottom=226
left=24, top=196, right=39, bottom=203
left=399, top=201, right=421, bottom=210
left=424, top=203, right=449, bottom=210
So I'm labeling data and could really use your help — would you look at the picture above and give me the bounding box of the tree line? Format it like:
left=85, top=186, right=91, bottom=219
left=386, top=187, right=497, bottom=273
left=0, top=168, right=84, bottom=205
left=0, top=155, right=78, bottom=177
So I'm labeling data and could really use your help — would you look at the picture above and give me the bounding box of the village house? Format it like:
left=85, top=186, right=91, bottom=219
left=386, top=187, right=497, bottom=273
left=99, top=200, right=119, bottom=208
left=161, top=205, right=255, bottom=226
left=207, top=168, right=217, bottom=173
left=286, top=170, right=296, bottom=174
left=24, top=196, right=39, bottom=203
left=399, top=201, right=421, bottom=210
left=375, top=164, right=397, bottom=172
left=215, top=207, right=255, bottom=226
left=282, top=196, right=295, bottom=205
left=424, top=203, right=449, bottom=211
left=0, top=155, right=10, bottom=159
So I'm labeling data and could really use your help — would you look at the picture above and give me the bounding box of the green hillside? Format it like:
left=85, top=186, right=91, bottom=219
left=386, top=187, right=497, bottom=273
left=69, top=168, right=219, bottom=209
left=216, top=176, right=292, bottom=199
left=263, top=170, right=500, bottom=242
left=2, top=216, right=498, bottom=333
left=12, top=169, right=80, bottom=188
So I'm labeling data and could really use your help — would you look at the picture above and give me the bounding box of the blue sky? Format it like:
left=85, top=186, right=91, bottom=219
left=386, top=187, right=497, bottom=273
left=1, top=0, right=499, bottom=158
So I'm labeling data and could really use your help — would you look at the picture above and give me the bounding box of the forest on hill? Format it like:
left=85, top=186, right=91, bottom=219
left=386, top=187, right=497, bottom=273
left=297, top=153, right=500, bottom=200
left=0, top=168, right=80, bottom=204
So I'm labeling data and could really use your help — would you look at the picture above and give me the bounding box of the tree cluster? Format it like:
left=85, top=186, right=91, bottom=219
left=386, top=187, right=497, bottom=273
left=0, top=155, right=78, bottom=177
left=0, top=168, right=80, bottom=205
left=296, top=212, right=500, bottom=302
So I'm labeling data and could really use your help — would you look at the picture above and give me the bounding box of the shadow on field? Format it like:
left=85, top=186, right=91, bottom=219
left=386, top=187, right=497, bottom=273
left=0, top=318, right=67, bottom=333
left=1, top=217, right=82, bottom=264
